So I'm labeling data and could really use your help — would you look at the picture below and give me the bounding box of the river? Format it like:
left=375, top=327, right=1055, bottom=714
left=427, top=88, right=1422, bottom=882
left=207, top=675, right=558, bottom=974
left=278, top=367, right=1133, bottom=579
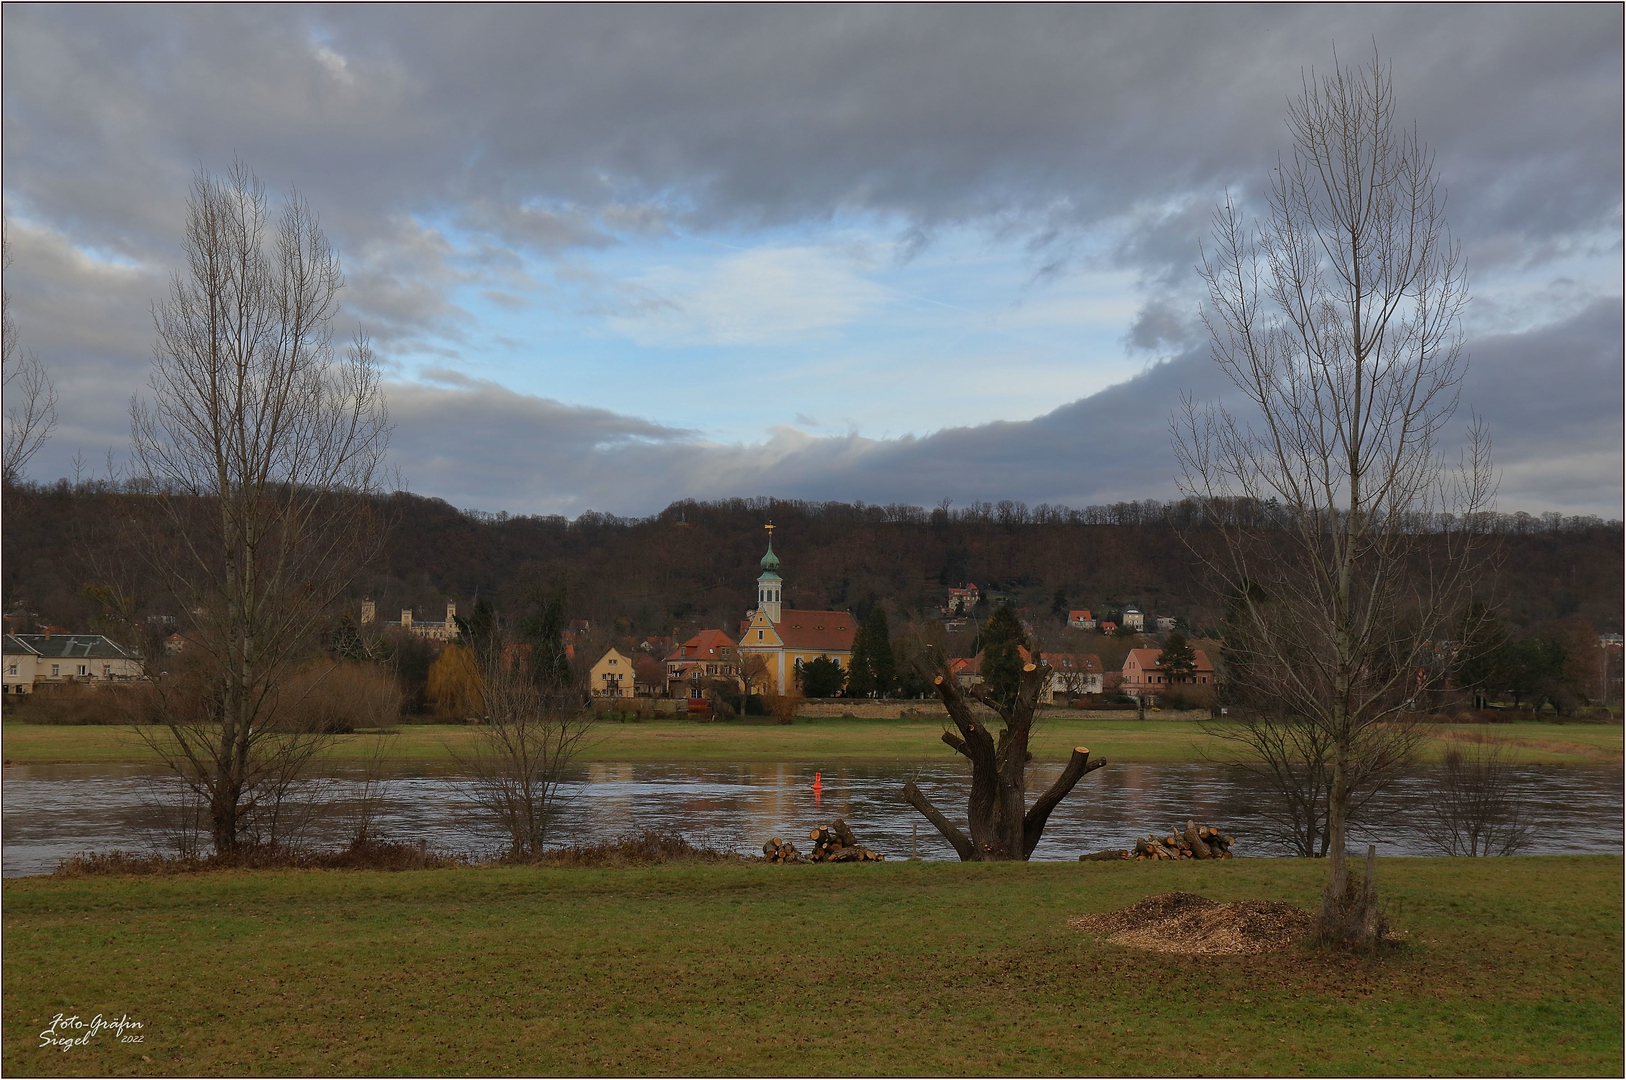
left=3, top=760, right=1620, bottom=876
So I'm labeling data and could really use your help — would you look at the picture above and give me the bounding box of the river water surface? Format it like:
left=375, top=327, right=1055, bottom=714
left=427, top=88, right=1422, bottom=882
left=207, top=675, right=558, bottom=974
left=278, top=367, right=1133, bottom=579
left=4, top=760, right=1620, bottom=876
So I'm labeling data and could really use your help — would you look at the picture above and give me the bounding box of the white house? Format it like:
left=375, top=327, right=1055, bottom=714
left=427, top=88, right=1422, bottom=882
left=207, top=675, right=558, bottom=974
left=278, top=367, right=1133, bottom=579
left=4, top=633, right=143, bottom=693
left=1121, top=606, right=1146, bottom=631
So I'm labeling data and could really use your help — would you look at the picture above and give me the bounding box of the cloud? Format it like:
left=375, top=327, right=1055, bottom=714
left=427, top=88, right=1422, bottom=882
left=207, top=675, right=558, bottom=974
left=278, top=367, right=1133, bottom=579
left=606, top=246, right=888, bottom=346
left=382, top=300, right=1624, bottom=520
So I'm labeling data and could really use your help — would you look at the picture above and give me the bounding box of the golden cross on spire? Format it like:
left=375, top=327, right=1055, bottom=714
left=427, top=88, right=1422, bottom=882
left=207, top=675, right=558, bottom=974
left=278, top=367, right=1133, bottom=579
left=764, top=521, right=775, bottom=539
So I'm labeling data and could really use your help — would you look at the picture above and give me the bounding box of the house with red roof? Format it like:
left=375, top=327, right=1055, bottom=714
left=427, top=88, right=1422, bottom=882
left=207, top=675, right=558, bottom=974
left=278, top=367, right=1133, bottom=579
left=1121, top=646, right=1214, bottom=701
left=1042, top=652, right=1103, bottom=699
left=664, top=628, right=738, bottom=699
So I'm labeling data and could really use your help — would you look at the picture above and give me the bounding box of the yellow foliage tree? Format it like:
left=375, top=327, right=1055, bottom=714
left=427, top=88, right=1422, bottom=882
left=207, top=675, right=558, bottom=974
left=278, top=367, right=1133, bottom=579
left=427, top=645, right=484, bottom=720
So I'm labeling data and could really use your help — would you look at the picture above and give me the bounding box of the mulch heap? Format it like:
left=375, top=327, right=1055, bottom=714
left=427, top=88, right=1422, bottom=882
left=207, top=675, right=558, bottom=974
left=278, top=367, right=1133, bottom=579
left=762, top=819, right=885, bottom=863
left=1069, top=891, right=1315, bottom=955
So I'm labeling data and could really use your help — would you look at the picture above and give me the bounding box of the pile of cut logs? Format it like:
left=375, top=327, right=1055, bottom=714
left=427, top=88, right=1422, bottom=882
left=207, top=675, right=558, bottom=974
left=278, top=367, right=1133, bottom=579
left=1080, top=819, right=1236, bottom=861
left=761, top=819, right=885, bottom=864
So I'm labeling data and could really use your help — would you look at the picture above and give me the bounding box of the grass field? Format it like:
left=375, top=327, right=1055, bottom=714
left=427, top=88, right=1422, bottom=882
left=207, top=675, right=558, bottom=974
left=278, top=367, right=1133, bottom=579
left=3, top=716, right=1621, bottom=770
left=3, top=856, right=1620, bottom=1076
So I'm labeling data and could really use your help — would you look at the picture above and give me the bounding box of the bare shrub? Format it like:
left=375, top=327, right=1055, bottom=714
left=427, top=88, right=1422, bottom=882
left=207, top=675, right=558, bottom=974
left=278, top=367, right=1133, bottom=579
left=1427, top=742, right=1533, bottom=856
left=454, top=609, right=594, bottom=859
left=279, top=661, right=404, bottom=733
left=539, top=831, right=746, bottom=867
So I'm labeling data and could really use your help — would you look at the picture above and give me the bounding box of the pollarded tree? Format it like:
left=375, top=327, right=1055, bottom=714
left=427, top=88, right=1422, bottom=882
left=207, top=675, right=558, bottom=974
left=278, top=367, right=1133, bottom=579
left=904, top=655, right=1104, bottom=861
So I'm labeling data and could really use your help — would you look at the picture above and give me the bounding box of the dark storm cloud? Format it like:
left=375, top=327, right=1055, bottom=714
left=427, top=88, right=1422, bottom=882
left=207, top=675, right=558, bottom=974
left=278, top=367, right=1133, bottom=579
left=7, top=6, right=1619, bottom=261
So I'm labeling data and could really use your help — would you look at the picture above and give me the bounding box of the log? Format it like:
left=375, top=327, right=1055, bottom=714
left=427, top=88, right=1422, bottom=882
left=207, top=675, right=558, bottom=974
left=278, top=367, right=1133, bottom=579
left=833, top=820, right=859, bottom=848
left=1185, top=820, right=1212, bottom=860
left=1080, top=849, right=1130, bottom=861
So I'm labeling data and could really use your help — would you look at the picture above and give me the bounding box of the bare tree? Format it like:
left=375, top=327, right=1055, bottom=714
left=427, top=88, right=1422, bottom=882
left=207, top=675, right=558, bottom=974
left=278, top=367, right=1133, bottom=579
left=2, top=230, right=58, bottom=485
left=1175, top=56, right=1493, bottom=944
left=127, top=162, right=390, bottom=854
left=456, top=618, right=593, bottom=859
left=903, top=658, right=1104, bottom=860
left=1426, top=741, right=1533, bottom=856
left=1204, top=708, right=1422, bottom=857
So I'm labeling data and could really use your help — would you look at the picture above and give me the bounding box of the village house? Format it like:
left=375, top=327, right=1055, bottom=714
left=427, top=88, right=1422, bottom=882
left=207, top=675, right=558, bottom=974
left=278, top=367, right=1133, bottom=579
left=589, top=647, right=637, bottom=698
left=1121, top=605, right=1146, bottom=631
left=1041, top=652, right=1104, bottom=699
left=942, top=583, right=981, bottom=617
left=953, top=648, right=1101, bottom=704
left=361, top=599, right=460, bottom=642
left=664, top=629, right=738, bottom=699
left=1155, top=615, right=1178, bottom=632
left=1121, top=646, right=1214, bottom=700
left=1068, top=609, right=1096, bottom=630
left=737, top=527, right=856, bottom=695
left=3, top=633, right=143, bottom=693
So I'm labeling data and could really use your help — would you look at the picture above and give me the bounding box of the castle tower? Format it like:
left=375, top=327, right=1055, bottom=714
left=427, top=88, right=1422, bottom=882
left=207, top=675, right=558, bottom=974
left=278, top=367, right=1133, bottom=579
left=361, top=599, right=376, bottom=625
left=757, top=524, right=783, bottom=624
left=446, top=602, right=459, bottom=639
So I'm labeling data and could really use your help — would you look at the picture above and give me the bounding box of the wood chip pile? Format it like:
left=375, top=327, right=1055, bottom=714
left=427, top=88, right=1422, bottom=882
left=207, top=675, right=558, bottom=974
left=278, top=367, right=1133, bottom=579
left=1079, top=819, right=1236, bottom=861
left=761, top=819, right=885, bottom=864
left=1069, top=891, right=1314, bottom=955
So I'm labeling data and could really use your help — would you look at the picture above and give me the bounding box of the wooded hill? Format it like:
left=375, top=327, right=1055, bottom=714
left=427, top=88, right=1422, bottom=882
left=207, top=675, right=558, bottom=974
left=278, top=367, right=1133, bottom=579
left=4, top=484, right=1620, bottom=650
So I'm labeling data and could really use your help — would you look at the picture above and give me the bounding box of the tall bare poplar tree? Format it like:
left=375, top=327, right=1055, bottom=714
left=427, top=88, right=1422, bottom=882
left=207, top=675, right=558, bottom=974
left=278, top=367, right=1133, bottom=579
left=130, top=162, right=390, bottom=853
left=2, top=230, right=58, bottom=485
left=1176, top=57, right=1493, bottom=943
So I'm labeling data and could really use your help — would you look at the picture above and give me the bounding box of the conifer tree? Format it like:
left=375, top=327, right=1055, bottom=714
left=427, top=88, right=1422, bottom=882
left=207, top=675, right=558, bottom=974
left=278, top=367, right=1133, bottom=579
left=1159, top=632, right=1197, bottom=683
left=980, top=604, right=1028, bottom=708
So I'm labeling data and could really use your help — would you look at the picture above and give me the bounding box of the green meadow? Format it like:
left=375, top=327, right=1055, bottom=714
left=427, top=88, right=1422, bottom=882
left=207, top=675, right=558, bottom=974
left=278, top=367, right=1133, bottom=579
left=3, top=716, right=1620, bottom=770
left=3, top=856, right=1620, bottom=1076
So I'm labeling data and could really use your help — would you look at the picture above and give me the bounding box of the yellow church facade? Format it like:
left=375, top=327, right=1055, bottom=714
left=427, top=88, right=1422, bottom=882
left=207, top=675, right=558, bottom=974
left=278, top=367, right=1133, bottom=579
left=736, top=528, right=856, bottom=695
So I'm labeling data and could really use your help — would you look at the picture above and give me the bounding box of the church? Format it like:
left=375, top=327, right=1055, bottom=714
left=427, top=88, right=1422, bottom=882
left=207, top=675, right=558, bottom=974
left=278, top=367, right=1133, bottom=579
left=737, top=526, right=856, bottom=695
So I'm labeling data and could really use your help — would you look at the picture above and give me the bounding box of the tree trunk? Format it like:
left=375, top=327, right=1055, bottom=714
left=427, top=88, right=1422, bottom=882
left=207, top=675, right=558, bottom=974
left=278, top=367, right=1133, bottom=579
left=904, top=662, right=1104, bottom=861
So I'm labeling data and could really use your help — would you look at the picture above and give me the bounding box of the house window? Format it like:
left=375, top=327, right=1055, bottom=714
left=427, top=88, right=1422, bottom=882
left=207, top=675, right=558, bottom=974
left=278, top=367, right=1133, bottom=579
left=103, top=664, right=111, bottom=677
left=758, top=630, right=764, bottom=640
left=78, top=665, right=88, bottom=676
left=6, top=663, right=15, bottom=676
left=51, top=664, right=60, bottom=676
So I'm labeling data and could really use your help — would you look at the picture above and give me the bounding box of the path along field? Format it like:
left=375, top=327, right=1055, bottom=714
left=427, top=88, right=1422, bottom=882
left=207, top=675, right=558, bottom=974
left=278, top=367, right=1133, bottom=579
left=3, top=716, right=1621, bottom=770
left=3, top=857, right=1620, bottom=1076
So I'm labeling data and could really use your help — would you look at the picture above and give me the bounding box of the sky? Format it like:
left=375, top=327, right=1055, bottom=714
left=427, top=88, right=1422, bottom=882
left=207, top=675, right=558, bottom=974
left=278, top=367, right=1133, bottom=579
left=3, top=5, right=1621, bottom=518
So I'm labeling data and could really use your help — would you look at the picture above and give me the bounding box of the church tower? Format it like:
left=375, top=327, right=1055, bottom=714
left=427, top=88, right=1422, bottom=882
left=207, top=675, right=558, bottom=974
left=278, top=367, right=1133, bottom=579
left=756, top=524, right=783, bottom=624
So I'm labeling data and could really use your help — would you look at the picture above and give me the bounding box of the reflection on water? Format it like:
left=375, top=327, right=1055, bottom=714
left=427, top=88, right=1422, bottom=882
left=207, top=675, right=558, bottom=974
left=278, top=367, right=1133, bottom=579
left=3, top=759, right=1621, bottom=876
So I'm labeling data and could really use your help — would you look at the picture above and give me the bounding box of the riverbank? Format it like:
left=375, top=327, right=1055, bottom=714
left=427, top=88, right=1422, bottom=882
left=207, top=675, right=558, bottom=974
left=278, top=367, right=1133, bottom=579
left=3, top=716, right=1621, bottom=770
left=4, top=856, right=1619, bottom=1075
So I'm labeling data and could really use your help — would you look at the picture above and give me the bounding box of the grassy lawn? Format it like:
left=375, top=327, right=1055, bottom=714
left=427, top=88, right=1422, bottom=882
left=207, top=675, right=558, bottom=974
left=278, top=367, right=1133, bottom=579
left=4, top=716, right=1621, bottom=770
left=3, top=856, right=1620, bottom=1076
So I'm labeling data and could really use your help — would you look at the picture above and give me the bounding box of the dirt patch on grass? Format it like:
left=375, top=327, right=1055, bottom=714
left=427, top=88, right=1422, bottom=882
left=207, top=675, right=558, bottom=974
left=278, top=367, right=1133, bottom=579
left=1070, top=891, right=1314, bottom=955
